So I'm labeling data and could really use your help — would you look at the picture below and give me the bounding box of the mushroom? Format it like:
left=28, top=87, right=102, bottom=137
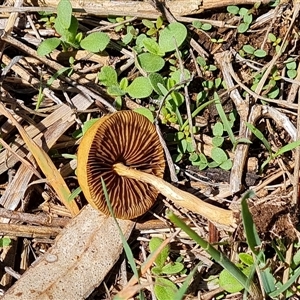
left=78, top=110, right=235, bottom=227
left=77, top=110, right=165, bottom=219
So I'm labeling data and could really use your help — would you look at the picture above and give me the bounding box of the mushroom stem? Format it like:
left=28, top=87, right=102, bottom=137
left=113, top=163, right=236, bottom=227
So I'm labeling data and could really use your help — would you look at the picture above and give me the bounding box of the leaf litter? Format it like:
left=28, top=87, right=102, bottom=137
left=0, top=0, right=300, bottom=299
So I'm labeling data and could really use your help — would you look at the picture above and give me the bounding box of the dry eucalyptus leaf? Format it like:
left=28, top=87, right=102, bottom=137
left=2, top=205, right=134, bottom=300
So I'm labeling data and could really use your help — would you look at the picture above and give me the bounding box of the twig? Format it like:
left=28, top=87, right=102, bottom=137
left=292, top=91, right=300, bottom=205
left=0, top=223, right=61, bottom=238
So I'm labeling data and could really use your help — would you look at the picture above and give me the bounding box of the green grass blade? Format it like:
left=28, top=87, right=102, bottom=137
left=241, top=191, right=276, bottom=293
left=245, top=122, right=272, bottom=154
left=180, top=99, right=214, bottom=130
left=274, top=139, right=300, bottom=157
left=268, top=266, right=300, bottom=297
left=167, top=210, right=257, bottom=295
left=241, top=190, right=261, bottom=255
left=213, top=92, right=236, bottom=146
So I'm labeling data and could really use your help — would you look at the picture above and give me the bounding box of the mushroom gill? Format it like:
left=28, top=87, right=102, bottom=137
left=77, top=110, right=165, bottom=219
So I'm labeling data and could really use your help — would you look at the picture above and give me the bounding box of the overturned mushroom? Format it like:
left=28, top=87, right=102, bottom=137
left=77, top=110, right=165, bottom=219
left=78, top=110, right=235, bottom=227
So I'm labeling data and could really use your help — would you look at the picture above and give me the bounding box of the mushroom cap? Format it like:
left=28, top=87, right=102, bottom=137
left=77, top=110, right=165, bottom=219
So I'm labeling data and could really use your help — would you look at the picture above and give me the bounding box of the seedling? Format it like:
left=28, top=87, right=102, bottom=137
left=196, top=56, right=217, bottom=73
left=285, top=57, right=298, bottom=79
left=227, top=5, right=257, bottom=33
left=211, top=37, right=224, bottom=44
left=192, top=20, right=212, bottom=31
left=188, top=122, right=233, bottom=171
left=241, top=44, right=267, bottom=58
left=142, top=16, right=164, bottom=36
left=39, top=11, right=56, bottom=29
left=250, top=67, right=280, bottom=99
left=37, top=0, right=110, bottom=56
left=98, top=65, right=153, bottom=102
left=149, top=237, right=185, bottom=300
left=268, top=33, right=282, bottom=54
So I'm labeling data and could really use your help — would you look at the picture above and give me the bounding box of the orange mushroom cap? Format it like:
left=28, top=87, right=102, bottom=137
left=77, top=110, right=165, bottom=219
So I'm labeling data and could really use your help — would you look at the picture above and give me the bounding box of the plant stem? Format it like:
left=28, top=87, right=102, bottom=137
left=113, top=163, right=236, bottom=227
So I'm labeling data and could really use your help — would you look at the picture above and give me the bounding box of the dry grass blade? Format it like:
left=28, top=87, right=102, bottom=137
left=0, top=103, right=79, bottom=217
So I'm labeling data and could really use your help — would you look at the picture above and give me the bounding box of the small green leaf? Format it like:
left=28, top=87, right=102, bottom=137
left=37, top=37, right=61, bottom=56
left=149, top=237, right=169, bottom=268
left=170, top=92, right=184, bottom=107
left=119, top=77, right=128, bottom=90
left=227, top=5, right=239, bottom=15
left=201, top=23, right=212, bottom=31
left=196, top=56, right=206, bottom=67
left=143, top=38, right=165, bottom=56
left=239, top=7, right=249, bottom=16
left=137, top=53, right=165, bottom=73
left=107, top=85, right=126, bottom=96
left=122, top=32, right=133, bottom=45
left=55, top=15, right=78, bottom=44
left=254, top=49, right=267, bottom=58
left=238, top=23, right=250, bottom=33
left=158, top=22, right=187, bottom=52
left=115, top=96, right=122, bottom=110
left=135, top=33, right=147, bottom=47
left=212, top=136, right=224, bottom=147
left=243, top=14, right=253, bottom=24
left=287, top=69, right=297, bottom=79
left=208, top=161, right=219, bottom=168
left=134, top=107, right=154, bottom=122
left=151, top=266, right=162, bottom=275
left=148, top=73, right=165, bottom=95
left=175, top=132, right=185, bottom=141
left=126, top=77, right=153, bottom=98
left=192, top=20, right=202, bottom=29
left=142, top=19, right=155, bottom=29
left=170, top=69, right=191, bottom=84
left=57, top=0, right=72, bottom=29
left=212, top=122, right=224, bottom=136
left=172, top=153, right=183, bottom=163
left=178, top=139, right=187, bottom=153
left=98, top=66, right=118, bottom=87
left=243, top=44, right=255, bottom=54
left=219, top=266, right=251, bottom=293
left=0, top=237, right=11, bottom=247
left=156, top=16, right=163, bottom=29
left=219, top=159, right=232, bottom=170
left=239, top=253, right=254, bottom=266
left=211, top=147, right=227, bottom=164
left=286, top=58, right=297, bottom=70
left=154, top=277, right=178, bottom=300
left=189, top=152, right=199, bottom=162
left=161, top=262, right=184, bottom=275
left=268, top=33, right=277, bottom=42
left=80, top=32, right=110, bottom=52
